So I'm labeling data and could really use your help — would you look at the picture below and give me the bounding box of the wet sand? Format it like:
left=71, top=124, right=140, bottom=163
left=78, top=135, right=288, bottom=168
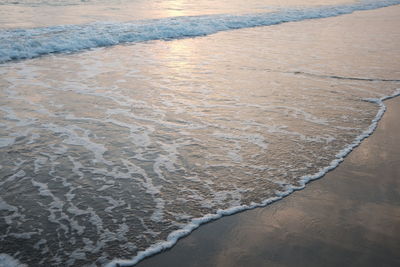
left=136, top=93, right=400, bottom=267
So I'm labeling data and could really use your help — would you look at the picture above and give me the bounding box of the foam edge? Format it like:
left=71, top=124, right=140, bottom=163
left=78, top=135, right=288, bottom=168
left=106, top=88, right=400, bottom=267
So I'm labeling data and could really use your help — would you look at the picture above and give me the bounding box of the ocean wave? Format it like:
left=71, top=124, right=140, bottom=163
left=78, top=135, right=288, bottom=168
left=1, top=0, right=400, bottom=63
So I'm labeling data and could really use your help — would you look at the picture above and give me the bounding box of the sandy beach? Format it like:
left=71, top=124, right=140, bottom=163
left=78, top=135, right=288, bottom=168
left=1, top=2, right=400, bottom=266
left=135, top=6, right=400, bottom=267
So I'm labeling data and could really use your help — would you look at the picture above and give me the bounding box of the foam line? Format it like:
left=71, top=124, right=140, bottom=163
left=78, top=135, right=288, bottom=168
left=1, top=0, right=400, bottom=63
left=106, top=88, right=400, bottom=266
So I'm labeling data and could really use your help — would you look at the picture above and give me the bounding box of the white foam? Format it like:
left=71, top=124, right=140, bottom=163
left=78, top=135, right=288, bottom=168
left=9, top=232, right=36, bottom=239
left=150, top=198, right=165, bottom=222
left=0, top=254, right=27, bottom=267
left=100, top=196, right=126, bottom=213
left=0, top=197, right=17, bottom=212
left=1, top=0, right=400, bottom=63
left=43, top=123, right=112, bottom=165
left=106, top=89, right=400, bottom=266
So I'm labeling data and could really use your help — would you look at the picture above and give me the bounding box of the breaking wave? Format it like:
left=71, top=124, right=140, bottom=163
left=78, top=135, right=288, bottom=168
left=1, top=0, right=400, bottom=63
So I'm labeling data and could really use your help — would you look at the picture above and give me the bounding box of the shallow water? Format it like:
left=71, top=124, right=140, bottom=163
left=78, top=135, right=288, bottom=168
left=0, top=0, right=356, bottom=28
left=1, top=1, right=400, bottom=266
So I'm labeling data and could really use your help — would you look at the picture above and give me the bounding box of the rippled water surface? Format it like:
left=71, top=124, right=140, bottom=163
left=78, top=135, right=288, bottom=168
left=1, top=0, right=400, bottom=266
left=0, top=0, right=356, bottom=28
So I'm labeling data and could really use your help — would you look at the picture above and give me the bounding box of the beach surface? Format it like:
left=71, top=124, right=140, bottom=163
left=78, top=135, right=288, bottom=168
left=1, top=2, right=400, bottom=266
left=136, top=7, right=400, bottom=267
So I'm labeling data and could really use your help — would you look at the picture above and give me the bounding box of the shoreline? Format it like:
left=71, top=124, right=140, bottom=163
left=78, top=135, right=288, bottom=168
left=108, top=5, right=400, bottom=267
left=133, top=92, right=400, bottom=267
left=109, top=90, right=400, bottom=267
left=1, top=2, right=400, bottom=267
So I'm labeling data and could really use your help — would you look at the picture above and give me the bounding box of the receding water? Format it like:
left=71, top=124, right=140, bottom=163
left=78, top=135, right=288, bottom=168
left=1, top=0, right=400, bottom=266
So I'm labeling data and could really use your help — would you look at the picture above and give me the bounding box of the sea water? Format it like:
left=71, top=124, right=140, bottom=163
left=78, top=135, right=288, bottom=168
left=1, top=0, right=400, bottom=266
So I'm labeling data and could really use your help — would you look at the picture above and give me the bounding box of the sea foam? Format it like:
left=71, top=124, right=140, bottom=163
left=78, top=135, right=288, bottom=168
left=1, top=0, right=400, bottom=63
left=106, top=88, right=400, bottom=266
left=0, top=253, right=27, bottom=267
